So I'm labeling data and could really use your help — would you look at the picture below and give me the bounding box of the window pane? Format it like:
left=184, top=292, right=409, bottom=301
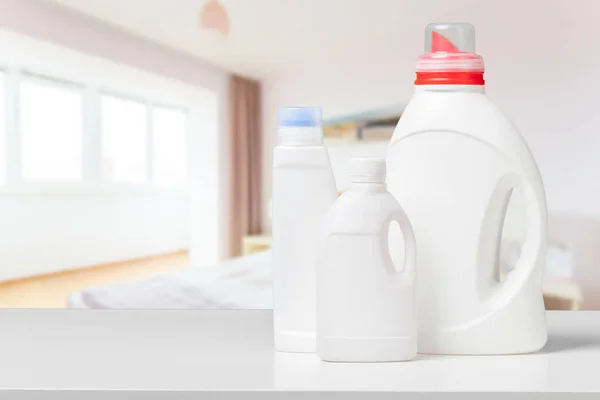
left=101, top=94, right=147, bottom=183
left=20, top=78, right=83, bottom=180
left=153, top=107, right=187, bottom=187
left=0, top=73, right=5, bottom=186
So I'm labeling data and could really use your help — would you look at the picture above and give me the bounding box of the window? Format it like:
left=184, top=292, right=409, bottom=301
left=152, top=106, right=187, bottom=187
left=1, top=69, right=195, bottom=191
left=20, top=77, right=83, bottom=180
left=0, top=72, right=5, bottom=185
left=101, top=94, right=147, bottom=183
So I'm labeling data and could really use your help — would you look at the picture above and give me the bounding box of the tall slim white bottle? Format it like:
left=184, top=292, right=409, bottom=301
left=272, top=107, right=338, bottom=353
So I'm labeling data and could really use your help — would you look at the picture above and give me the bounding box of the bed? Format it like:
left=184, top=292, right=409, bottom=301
left=67, top=213, right=597, bottom=310
left=67, top=250, right=272, bottom=309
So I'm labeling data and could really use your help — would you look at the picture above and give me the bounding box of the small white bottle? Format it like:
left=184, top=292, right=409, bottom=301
left=317, top=158, right=416, bottom=362
left=272, top=107, right=338, bottom=353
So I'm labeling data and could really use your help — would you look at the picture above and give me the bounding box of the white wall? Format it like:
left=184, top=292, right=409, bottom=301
left=262, top=1, right=600, bottom=226
left=0, top=194, right=189, bottom=281
left=261, top=1, right=600, bottom=308
left=0, top=1, right=226, bottom=281
left=0, top=0, right=231, bottom=266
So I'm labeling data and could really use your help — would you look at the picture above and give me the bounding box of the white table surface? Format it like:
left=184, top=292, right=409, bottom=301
left=0, top=309, right=598, bottom=399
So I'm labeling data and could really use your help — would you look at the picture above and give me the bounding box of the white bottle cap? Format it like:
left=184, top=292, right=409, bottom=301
left=349, top=157, right=386, bottom=184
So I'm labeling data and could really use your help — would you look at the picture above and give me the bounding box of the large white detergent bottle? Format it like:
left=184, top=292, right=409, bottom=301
left=387, top=23, right=547, bottom=355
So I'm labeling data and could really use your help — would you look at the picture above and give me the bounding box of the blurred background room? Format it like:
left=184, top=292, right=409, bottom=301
left=0, top=0, right=597, bottom=310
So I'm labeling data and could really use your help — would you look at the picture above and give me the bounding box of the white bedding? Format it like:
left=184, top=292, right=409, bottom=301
left=67, top=251, right=273, bottom=309
left=68, top=238, right=573, bottom=309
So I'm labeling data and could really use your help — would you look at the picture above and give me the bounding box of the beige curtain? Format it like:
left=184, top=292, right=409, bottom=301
left=229, top=75, right=262, bottom=257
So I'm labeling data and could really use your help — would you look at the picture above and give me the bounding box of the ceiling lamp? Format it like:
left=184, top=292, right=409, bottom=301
left=200, top=0, right=230, bottom=36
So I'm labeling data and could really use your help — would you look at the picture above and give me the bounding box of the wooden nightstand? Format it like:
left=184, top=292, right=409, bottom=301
left=242, top=235, right=272, bottom=256
left=543, top=279, right=583, bottom=310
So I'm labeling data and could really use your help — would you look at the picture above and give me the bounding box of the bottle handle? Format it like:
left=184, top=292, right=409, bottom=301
left=381, top=208, right=417, bottom=286
left=477, top=172, right=545, bottom=315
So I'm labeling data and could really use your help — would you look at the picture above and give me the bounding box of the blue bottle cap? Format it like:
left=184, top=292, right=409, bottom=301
left=278, top=107, right=322, bottom=128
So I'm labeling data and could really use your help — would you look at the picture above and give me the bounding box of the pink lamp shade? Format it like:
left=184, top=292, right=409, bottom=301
left=200, top=0, right=230, bottom=36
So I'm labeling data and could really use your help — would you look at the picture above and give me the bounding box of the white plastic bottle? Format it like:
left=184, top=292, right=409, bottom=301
left=387, top=23, right=547, bottom=355
left=317, top=158, right=416, bottom=362
left=272, top=107, right=338, bottom=353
